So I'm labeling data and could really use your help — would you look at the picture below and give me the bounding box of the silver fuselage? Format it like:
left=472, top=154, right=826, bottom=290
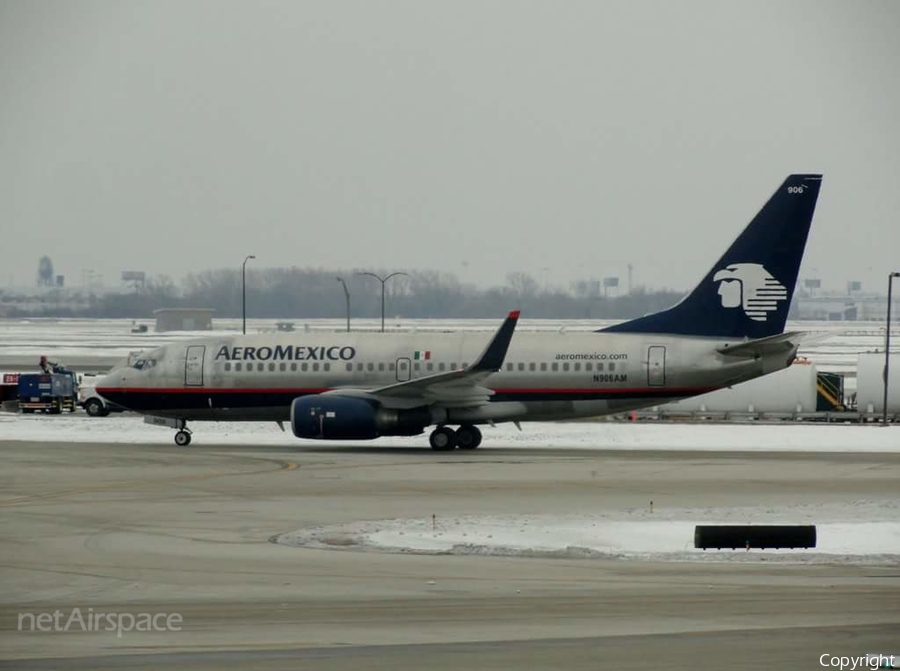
left=97, top=330, right=794, bottom=425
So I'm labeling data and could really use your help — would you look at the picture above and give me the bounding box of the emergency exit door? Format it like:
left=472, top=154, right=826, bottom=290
left=396, top=357, right=411, bottom=382
left=647, top=346, right=666, bottom=386
left=185, top=345, right=205, bottom=386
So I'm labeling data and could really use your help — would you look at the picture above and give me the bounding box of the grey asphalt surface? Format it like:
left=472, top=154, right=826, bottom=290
left=1, top=438, right=898, bottom=670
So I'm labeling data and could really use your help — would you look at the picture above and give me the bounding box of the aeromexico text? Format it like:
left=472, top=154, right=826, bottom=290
left=215, top=345, right=356, bottom=362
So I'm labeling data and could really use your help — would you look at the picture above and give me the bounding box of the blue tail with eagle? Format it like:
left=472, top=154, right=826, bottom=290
left=602, top=174, right=822, bottom=339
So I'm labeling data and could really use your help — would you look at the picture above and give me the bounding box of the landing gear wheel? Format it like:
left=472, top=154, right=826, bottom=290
left=429, top=426, right=457, bottom=451
left=84, top=398, right=105, bottom=417
left=456, top=424, right=482, bottom=449
left=174, top=430, right=192, bottom=446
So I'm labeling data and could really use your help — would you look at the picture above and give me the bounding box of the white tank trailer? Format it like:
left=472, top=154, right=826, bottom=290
left=657, top=363, right=818, bottom=414
left=856, top=352, right=900, bottom=414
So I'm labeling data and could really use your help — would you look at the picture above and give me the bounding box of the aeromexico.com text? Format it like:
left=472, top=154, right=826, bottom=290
left=215, top=345, right=357, bottom=362
left=555, top=353, right=628, bottom=361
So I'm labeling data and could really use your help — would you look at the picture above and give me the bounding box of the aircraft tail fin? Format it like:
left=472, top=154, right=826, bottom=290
left=602, top=174, right=822, bottom=339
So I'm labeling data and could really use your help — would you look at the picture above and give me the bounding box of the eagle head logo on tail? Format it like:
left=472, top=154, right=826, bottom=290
left=712, top=263, right=788, bottom=322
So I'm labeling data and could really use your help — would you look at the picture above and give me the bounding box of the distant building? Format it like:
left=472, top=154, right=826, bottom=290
left=794, top=293, right=898, bottom=321
left=153, top=308, right=214, bottom=332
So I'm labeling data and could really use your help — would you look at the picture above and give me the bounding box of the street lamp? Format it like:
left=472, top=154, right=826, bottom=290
left=336, top=277, right=350, bottom=333
left=356, top=271, right=408, bottom=333
left=883, top=271, right=900, bottom=425
left=242, top=255, right=256, bottom=335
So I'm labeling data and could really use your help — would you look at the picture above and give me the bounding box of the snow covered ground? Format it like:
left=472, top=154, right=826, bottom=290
left=1, top=411, right=898, bottom=451
left=278, top=501, right=900, bottom=564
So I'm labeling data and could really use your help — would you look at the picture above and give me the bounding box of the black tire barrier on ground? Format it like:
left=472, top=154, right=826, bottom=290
left=694, top=525, right=817, bottom=550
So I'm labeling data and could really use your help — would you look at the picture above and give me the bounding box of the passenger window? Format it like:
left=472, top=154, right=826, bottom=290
left=235, top=362, right=242, bottom=372
left=563, top=362, right=570, bottom=372
left=586, top=362, right=593, bottom=371
left=224, top=362, right=231, bottom=372
left=279, top=362, right=286, bottom=372
left=291, top=363, right=297, bottom=372
left=462, top=362, right=469, bottom=368
left=312, top=362, right=319, bottom=372
left=378, top=363, right=385, bottom=372
left=389, top=362, right=395, bottom=371
left=506, top=363, right=513, bottom=372
left=598, top=363, right=604, bottom=371
left=346, top=363, right=353, bottom=372
left=268, top=363, right=275, bottom=372
left=540, top=362, right=547, bottom=372
left=302, top=363, right=308, bottom=372
left=323, top=363, right=330, bottom=371
left=367, top=362, right=374, bottom=372
left=529, top=363, right=536, bottom=371
left=450, top=362, right=458, bottom=370
left=552, top=363, right=559, bottom=372
left=574, top=362, right=581, bottom=371
left=414, top=363, right=420, bottom=371
left=518, top=363, right=525, bottom=372
left=357, top=363, right=364, bottom=371
left=609, top=363, right=615, bottom=371
left=426, top=362, right=433, bottom=371
left=439, top=362, right=446, bottom=371
left=257, top=363, right=264, bottom=372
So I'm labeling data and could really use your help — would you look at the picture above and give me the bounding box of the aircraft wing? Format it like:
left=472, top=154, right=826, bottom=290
left=717, top=331, right=815, bottom=358
left=326, top=311, right=519, bottom=409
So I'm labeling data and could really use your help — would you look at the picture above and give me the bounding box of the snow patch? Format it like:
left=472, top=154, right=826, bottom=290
left=277, top=504, right=900, bottom=564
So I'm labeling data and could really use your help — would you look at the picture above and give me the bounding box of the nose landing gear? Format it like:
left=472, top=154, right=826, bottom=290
left=428, top=424, right=482, bottom=451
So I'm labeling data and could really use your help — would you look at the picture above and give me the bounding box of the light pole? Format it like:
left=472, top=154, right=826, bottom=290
left=883, top=271, right=900, bottom=425
left=336, top=276, right=350, bottom=332
left=356, top=271, right=407, bottom=333
left=242, top=255, right=256, bottom=334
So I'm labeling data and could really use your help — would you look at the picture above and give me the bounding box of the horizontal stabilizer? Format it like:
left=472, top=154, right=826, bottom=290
left=717, top=331, right=808, bottom=357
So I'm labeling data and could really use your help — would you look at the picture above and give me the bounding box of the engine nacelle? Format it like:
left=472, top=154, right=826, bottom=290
left=291, top=395, right=430, bottom=440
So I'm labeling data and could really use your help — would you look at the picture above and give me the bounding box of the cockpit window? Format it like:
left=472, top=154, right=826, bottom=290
left=132, top=359, right=156, bottom=371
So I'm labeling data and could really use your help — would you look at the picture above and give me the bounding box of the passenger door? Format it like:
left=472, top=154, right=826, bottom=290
left=185, top=345, right=206, bottom=386
left=647, top=346, right=666, bottom=386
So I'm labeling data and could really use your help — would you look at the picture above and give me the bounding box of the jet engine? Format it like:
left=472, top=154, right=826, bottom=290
left=290, top=395, right=430, bottom=440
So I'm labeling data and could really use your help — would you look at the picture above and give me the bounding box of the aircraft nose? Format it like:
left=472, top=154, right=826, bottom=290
left=95, top=367, right=128, bottom=393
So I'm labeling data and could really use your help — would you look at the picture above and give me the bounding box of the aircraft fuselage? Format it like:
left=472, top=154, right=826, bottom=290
left=98, top=330, right=792, bottom=424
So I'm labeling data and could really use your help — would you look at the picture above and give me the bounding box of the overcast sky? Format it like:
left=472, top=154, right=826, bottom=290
left=2, top=0, right=898, bottom=294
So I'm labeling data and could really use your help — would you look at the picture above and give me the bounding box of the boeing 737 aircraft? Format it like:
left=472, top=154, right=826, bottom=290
left=97, top=174, right=822, bottom=449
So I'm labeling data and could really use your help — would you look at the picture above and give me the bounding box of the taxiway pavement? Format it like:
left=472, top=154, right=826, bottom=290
left=1, top=439, right=898, bottom=670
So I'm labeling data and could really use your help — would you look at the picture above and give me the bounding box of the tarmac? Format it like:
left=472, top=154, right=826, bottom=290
left=1, top=438, right=898, bottom=670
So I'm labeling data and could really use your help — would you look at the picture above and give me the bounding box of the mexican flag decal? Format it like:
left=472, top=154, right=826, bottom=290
left=413, top=350, right=431, bottom=360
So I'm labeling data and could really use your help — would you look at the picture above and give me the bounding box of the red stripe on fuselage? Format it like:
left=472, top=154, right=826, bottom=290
left=97, top=385, right=717, bottom=396
left=491, top=386, right=718, bottom=395
left=96, top=387, right=329, bottom=395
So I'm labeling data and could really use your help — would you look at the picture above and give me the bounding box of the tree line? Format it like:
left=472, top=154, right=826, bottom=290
left=4, top=267, right=688, bottom=320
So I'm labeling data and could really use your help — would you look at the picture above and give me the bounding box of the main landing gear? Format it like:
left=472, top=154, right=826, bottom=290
left=429, top=424, right=482, bottom=451
left=174, top=428, right=192, bottom=446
